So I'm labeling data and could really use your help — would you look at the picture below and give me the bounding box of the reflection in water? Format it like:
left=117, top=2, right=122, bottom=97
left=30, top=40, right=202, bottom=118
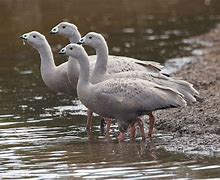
left=1, top=0, right=220, bottom=179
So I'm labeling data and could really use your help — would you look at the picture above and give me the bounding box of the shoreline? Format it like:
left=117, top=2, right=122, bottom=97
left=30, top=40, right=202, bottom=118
left=154, top=24, right=220, bottom=156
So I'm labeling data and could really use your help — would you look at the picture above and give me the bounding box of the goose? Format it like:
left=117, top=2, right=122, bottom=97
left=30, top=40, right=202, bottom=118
left=20, top=31, right=75, bottom=95
left=50, top=22, right=164, bottom=131
left=77, top=32, right=200, bottom=137
left=59, top=43, right=187, bottom=141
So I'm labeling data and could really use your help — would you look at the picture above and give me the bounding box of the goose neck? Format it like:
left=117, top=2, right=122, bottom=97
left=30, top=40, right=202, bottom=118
left=38, top=43, right=56, bottom=71
left=77, top=53, right=91, bottom=85
left=95, top=42, right=109, bottom=74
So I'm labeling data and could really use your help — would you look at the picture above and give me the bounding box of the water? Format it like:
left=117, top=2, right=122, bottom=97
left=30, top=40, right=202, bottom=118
left=1, top=0, right=220, bottom=179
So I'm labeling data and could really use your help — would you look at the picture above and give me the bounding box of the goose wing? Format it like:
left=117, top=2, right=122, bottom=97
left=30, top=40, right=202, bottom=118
left=93, top=78, right=186, bottom=115
left=102, top=55, right=163, bottom=74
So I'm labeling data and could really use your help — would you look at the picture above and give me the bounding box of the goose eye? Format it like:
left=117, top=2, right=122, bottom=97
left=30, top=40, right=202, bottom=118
left=62, top=26, right=66, bottom=29
left=70, top=47, right=73, bottom=50
left=33, top=35, right=36, bottom=38
left=89, top=36, right=92, bottom=39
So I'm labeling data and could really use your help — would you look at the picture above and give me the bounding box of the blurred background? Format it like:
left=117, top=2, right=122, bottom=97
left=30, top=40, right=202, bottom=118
left=0, top=0, right=220, bottom=179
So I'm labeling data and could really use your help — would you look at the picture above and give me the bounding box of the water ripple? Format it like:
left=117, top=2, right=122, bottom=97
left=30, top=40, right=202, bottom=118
left=1, top=116, right=220, bottom=179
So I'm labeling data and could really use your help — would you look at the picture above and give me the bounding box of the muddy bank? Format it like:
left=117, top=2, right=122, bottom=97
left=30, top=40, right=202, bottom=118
left=154, top=25, right=220, bottom=156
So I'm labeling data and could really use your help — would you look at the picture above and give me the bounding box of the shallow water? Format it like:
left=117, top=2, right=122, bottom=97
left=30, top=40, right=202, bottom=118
left=1, top=0, right=220, bottom=179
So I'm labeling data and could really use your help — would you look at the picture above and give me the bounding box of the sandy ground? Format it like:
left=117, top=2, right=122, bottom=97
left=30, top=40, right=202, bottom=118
left=153, top=25, right=220, bottom=156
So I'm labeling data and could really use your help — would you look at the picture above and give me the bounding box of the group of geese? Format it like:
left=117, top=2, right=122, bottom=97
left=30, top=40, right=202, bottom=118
left=20, top=22, right=200, bottom=141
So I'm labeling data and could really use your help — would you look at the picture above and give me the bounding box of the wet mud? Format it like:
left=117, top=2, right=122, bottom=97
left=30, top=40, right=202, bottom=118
left=154, top=25, right=220, bottom=156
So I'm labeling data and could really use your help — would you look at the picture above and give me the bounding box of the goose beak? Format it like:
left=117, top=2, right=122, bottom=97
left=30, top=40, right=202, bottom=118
left=20, top=34, right=28, bottom=40
left=20, top=34, right=29, bottom=45
left=50, top=27, right=58, bottom=34
left=77, top=37, right=85, bottom=45
left=59, top=48, right=66, bottom=55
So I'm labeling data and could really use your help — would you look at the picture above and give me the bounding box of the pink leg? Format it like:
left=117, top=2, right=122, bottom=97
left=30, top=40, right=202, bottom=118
left=105, top=118, right=112, bottom=133
left=136, top=118, right=146, bottom=141
left=86, top=109, right=93, bottom=130
left=130, top=124, right=136, bottom=142
left=117, top=132, right=126, bottom=142
left=148, top=112, right=155, bottom=138
left=129, top=118, right=145, bottom=142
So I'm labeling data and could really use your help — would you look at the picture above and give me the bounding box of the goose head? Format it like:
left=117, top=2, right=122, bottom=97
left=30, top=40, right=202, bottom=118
left=50, top=22, right=80, bottom=40
left=59, top=43, right=86, bottom=59
left=20, top=31, right=47, bottom=50
left=78, top=32, right=106, bottom=49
